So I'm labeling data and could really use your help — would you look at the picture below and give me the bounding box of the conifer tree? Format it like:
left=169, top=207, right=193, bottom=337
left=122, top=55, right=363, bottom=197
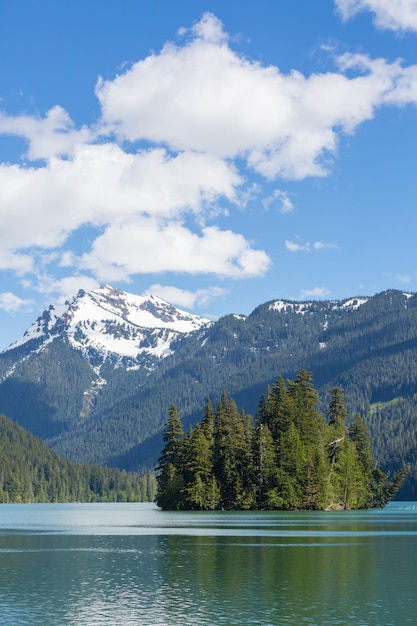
left=263, top=376, right=295, bottom=441
left=327, top=387, right=348, bottom=434
left=155, top=373, right=408, bottom=510
left=181, top=423, right=219, bottom=509
left=348, top=413, right=375, bottom=476
left=155, top=404, right=185, bottom=509
left=253, top=422, right=276, bottom=507
left=213, top=392, right=254, bottom=509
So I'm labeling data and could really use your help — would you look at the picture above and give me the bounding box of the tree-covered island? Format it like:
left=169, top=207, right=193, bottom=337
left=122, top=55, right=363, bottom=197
left=156, top=371, right=408, bottom=510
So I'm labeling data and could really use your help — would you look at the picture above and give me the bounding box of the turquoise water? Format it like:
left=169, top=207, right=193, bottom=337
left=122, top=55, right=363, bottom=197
left=0, top=502, right=416, bottom=625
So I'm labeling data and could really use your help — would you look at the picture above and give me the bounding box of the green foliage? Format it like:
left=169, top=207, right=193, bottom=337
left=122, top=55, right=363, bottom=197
left=2, top=289, right=417, bottom=500
left=154, top=404, right=186, bottom=509
left=0, top=413, right=155, bottom=503
left=156, top=372, right=408, bottom=510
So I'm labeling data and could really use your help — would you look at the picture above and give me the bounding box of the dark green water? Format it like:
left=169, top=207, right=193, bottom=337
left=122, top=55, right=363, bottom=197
left=0, top=502, right=416, bottom=625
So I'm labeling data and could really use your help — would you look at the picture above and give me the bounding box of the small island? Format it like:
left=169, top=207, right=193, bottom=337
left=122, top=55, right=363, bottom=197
left=156, top=370, right=408, bottom=510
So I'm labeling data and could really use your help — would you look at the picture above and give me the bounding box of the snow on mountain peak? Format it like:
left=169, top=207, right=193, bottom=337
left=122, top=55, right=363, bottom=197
left=268, top=297, right=369, bottom=315
left=3, top=285, right=211, bottom=364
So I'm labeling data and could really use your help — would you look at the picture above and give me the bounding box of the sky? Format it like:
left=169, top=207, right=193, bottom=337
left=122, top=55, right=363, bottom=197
left=1, top=0, right=417, bottom=350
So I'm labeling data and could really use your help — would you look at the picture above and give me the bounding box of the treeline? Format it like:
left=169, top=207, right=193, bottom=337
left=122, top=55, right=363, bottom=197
left=0, top=413, right=156, bottom=503
left=156, top=371, right=408, bottom=510
left=63, top=289, right=417, bottom=482
left=3, top=289, right=417, bottom=490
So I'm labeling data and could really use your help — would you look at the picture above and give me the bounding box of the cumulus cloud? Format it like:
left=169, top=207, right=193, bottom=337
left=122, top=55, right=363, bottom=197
left=79, top=219, right=271, bottom=280
left=0, top=249, right=34, bottom=274
left=27, top=274, right=101, bottom=303
left=144, top=283, right=228, bottom=309
left=1, top=11, right=417, bottom=306
left=335, top=0, right=417, bottom=32
left=96, top=12, right=417, bottom=180
left=0, top=143, right=241, bottom=251
left=0, top=105, right=93, bottom=161
left=336, top=53, right=417, bottom=107
left=0, top=292, right=33, bottom=313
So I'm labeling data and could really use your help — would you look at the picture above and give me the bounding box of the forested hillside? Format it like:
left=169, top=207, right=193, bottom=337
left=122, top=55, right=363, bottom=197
left=1, top=288, right=417, bottom=499
left=0, top=413, right=155, bottom=503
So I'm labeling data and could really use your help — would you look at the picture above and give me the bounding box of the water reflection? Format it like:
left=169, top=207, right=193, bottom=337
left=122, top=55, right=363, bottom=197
left=0, top=503, right=417, bottom=625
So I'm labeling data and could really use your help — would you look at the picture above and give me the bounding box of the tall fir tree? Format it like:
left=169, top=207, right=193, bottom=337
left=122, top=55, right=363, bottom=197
left=156, top=373, right=408, bottom=511
left=156, top=404, right=185, bottom=509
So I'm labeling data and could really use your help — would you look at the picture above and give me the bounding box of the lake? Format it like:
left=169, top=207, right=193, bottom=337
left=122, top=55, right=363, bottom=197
left=0, top=502, right=416, bottom=625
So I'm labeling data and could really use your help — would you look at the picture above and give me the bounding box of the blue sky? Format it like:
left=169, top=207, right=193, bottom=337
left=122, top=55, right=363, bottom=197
left=1, top=0, right=417, bottom=350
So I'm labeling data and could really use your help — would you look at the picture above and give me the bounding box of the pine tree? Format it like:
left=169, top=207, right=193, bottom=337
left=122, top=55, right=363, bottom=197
left=181, top=423, right=219, bottom=509
left=348, top=413, right=375, bottom=476
left=253, top=422, right=276, bottom=507
left=327, top=387, right=348, bottom=434
left=155, top=373, right=408, bottom=510
left=213, top=392, right=254, bottom=509
left=155, top=404, right=185, bottom=509
left=263, top=376, right=295, bottom=441
left=274, top=421, right=306, bottom=509
left=288, top=371, right=327, bottom=509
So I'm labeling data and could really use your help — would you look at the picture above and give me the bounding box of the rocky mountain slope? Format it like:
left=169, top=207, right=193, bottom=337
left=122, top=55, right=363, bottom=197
left=1, top=286, right=417, bottom=498
left=5, top=284, right=210, bottom=366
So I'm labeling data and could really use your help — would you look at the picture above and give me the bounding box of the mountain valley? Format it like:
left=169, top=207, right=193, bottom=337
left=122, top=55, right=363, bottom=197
left=1, top=285, right=417, bottom=498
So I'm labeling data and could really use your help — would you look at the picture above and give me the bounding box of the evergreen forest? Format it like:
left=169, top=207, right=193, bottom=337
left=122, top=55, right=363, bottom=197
left=156, top=371, right=408, bottom=510
left=0, top=413, right=156, bottom=503
left=2, top=289, right=417, bottom=499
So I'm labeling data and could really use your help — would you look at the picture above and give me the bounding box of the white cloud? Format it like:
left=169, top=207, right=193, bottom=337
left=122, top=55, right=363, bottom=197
left=79, top=219, right=271, bottom=281
left=335, top=0, right=417, bottom=32
left=0, top=143, right=240, bottom=251
left=336, top=53, right=417, bottom=107
left=264, top=189, right=295, bottom=213
left=286, top=240, right=310, bottom=252
left=0, top=292, right=33, bottom=313
left=313, top=241, right=338, bottom=250
left=301, top=287, right=331, bottom=298
left=0, top=105, right=93, bottom=161
left=96, top=12, right=417, bottom=180
left=188, top=11, right=228, bottom=43
left=24, top=274, right=100, bottom=304
left=0, top=249, right=34, bottom=274
left=285, top=240, right=337, bottom=252
left=1, top=12, right=417, bottom=305
left=51, top=276, right=101, bottom=303
left=144, top=284, right=228, bottom=309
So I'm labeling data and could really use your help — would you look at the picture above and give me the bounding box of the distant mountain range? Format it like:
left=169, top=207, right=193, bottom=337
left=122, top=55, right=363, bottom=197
left=1, top=285, right=417, bottom=498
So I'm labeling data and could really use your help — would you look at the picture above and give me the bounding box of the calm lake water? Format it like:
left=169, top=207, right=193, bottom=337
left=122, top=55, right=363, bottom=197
left=0, top=502, right=416, bottom=625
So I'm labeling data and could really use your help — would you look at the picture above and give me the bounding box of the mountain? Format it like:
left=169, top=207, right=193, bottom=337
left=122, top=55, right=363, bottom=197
left=0, top=283, right=210, bottom=441
left=1, top=286, right=417, bottom=498
left=6, top=284, right=210, bottom=366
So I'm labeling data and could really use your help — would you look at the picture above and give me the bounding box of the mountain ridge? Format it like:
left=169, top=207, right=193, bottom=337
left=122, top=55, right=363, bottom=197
left=1, top=285, right=417, bottom=498
left=3, top=284, right=211, bottom=367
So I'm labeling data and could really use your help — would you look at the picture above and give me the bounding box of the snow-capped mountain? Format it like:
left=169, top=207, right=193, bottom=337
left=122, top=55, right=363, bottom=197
left=2, top=287, right=417, bottom=500
left=4, top=285, right=211, bottom=366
